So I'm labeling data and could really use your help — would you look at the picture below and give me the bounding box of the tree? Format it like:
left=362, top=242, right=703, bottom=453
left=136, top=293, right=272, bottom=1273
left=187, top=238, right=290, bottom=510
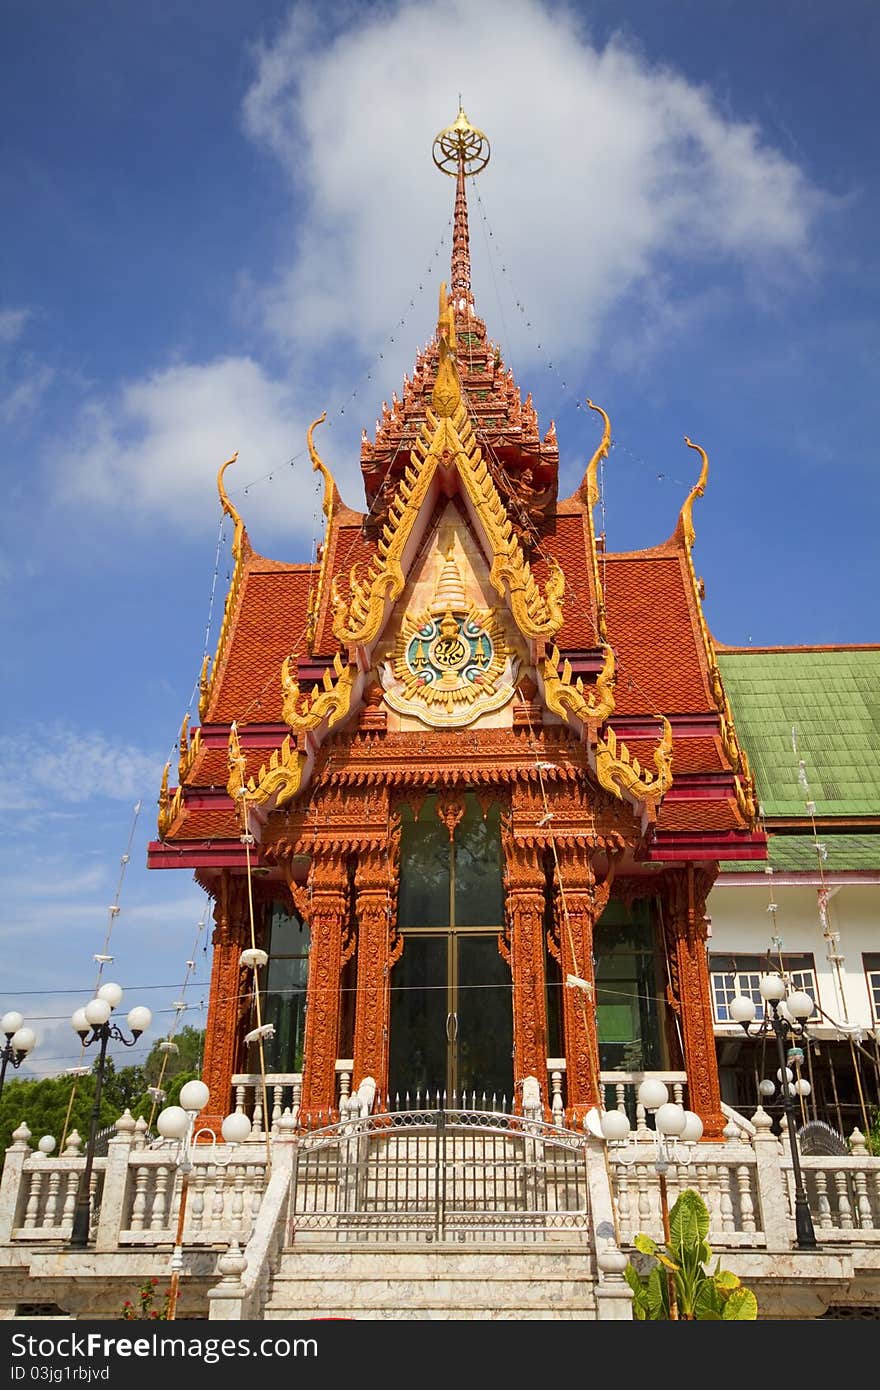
left=623, top=1188, right=758, bottom=1320
left=142, top=1027, right=205, bottom=1088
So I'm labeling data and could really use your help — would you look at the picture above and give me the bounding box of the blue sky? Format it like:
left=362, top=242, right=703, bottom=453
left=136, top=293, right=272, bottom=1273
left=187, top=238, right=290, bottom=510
left=1, top=0, right=877, bottom=1086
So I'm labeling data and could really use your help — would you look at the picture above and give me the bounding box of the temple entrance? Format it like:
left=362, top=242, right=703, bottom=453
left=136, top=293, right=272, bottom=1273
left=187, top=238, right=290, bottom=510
left=388, top=793, right=512, bottom=1105
left=388, top=930, right=513, bottom=1103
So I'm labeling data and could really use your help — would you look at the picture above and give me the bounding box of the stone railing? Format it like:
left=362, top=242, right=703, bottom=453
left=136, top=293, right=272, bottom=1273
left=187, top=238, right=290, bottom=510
left=0, top=1113, right=271, bottom=1252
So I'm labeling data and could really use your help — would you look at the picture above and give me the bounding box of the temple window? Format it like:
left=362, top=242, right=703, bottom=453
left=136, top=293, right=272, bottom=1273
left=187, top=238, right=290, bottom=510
left=594, top=899, right=668, bottom=1072
left=252, top=900, right=310, bottom=1073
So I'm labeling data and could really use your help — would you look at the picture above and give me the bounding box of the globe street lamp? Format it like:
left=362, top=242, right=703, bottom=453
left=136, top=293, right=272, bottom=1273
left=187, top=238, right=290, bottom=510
left=69, top=983, right=152, bottom=1248
left=593, top=1081, right=704, bottom=1320
left=728, top=971, right=818, bottom=1250
left=0, top=1011, right=36, bottom=1100
left=156, top=1083, right=252, bottom=1320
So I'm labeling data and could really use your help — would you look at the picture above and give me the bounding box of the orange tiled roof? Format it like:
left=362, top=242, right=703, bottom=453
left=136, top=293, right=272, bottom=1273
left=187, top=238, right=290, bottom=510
left=532, top=506, right=600, bottom=648
left=656, top=800, right=743, bottom=833
left=603, top=549, right=713, bottom=717
left=205, top=560, right=315, bottom=724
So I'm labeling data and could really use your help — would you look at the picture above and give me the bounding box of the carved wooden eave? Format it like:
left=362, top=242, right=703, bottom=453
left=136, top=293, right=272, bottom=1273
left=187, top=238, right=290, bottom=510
left=567, top=398, right=611, bottom=643
left=305, top=412, right=340, bottom=653
left=673, top=436, right=758, bottom=828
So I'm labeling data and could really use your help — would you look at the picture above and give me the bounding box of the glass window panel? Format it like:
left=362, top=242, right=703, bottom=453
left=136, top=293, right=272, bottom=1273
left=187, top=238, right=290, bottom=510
left=398, top=801, right=451, bottom=928
left=595, top=900, right=664, bottom=1071
left=709, top=953, right=818, bottom=1023
left=865, top=954, right=880, bottom=1024
left=455, top=796, right=503, bottom=926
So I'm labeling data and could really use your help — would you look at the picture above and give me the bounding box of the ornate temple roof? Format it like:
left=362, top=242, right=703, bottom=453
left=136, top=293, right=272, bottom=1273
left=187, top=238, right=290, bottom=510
left=149, top=106, right=763, bottom=871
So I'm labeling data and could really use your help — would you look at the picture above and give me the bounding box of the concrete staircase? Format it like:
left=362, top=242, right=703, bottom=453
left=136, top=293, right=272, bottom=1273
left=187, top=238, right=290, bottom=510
left=262, top=1245, right=602, bottom=1320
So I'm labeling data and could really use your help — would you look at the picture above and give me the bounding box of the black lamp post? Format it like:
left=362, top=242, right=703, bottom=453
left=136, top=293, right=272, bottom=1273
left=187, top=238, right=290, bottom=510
left=729, top=972, right=818, bottom=1250
left=69, top=984, right=151, bottom=1248
left=0, top=1011, right=36, bottom=1100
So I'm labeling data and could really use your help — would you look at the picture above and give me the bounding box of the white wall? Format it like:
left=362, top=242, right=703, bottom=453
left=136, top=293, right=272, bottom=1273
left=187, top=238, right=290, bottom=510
left=707, top=876, right=880, bottom=1036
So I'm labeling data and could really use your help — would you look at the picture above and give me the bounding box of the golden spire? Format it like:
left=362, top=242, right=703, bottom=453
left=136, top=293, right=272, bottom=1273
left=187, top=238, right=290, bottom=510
left=430, top=542, right=467, bottom=614
left=433, top=104, right=490, bottom=309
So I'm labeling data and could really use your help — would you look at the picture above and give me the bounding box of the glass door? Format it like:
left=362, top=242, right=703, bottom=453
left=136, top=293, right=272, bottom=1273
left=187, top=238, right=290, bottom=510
left=388, top=930, right=513, bottom=1103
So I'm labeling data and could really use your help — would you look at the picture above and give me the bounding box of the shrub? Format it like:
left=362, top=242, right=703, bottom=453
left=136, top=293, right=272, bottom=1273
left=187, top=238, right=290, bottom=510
left=623, top=1188, right=758, bottom=1320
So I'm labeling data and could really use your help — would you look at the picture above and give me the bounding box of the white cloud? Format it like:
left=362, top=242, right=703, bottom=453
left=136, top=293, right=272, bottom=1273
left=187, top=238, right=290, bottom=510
left=0, top=726, right=162, bottom=806
left=54, top=0, right=824, bottom=536
left=0, top=308, right=30, bottom=344
left=242, top=0, right=822, bottom=364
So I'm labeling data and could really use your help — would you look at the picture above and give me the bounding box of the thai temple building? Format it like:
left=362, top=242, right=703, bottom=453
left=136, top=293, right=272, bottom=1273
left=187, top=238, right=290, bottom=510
left=148, top=106, right=770, bottom=1141
left=2, top=105, right=879, bottom=1324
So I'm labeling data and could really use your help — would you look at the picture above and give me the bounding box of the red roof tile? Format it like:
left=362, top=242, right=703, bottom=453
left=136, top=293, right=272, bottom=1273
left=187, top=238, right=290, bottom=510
left=603, top=551, right=713, bottom=717
left=532, top=507, right=600, bottom=648
left=206, top=561, right=314, bottom=724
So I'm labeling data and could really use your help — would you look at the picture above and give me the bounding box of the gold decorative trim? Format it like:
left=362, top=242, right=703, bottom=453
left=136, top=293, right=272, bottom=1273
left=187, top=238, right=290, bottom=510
left=596, top=717, right=673, bottom=807
left=177, top=714, right=202, bottom=785
left=540, top=641, right=615, bottom=726
left=200, top=452, right=247, bottom=720
left=157, top=761, right=183, bottom=838
left=281, top=650, right=358, bottom=734
left=333, top=283, right=563, bottom=648
left=576, top=399, right=611, bottom=641
left=305, top=412, right=338, bottom=651
left=226, top=723, right=308, bottom=812
left=677, top=436, right=754, bottom=820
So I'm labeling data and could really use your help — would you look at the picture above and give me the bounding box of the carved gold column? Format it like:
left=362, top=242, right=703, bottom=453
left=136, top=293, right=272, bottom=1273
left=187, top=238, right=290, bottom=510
left=300, top=850, right=350, bottom=1121
left=503, top=834, right=549, bottom=1114
left=553, top=849, right=615, bottom=1127
left=200, top=872, right=249, bottom=1134
left=352, top=824, right=401, bottom=1100
left=665, top=863, right=726, bottom=1141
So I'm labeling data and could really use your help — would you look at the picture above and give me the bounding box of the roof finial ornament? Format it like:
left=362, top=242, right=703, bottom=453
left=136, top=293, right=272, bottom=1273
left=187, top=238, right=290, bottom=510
left=433, top=104, right=490, bottom=306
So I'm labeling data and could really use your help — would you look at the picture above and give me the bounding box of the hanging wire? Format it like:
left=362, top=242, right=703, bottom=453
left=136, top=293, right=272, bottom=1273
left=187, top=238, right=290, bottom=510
left=59, top=801, right=142, bottom=1150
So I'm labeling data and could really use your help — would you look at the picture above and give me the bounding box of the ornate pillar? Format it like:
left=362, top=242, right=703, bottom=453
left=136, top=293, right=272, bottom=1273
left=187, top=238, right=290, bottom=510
left=352, top=823, right=401, bottom=1101
left=201, top=872, right=249, bottom=1134
left=300, top=850, right=350, bottom=1121
left=502, top=833, right=549, bottom=1114
left=553, top=849, right=615, bottom=1127
left=665, top=862, right=726, bottom=1140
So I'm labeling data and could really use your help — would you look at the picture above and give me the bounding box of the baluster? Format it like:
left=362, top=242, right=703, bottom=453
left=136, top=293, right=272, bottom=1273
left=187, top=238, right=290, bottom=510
left=210, top=1164, right=226, bottom=1236
left=42, top=1170, right=62, bottom=1229
left=62, top=1170, right=79, bottom=1229
left=736, top=1164, right=756, bottom=1233
left=150, top=1165, right=172, bottom=1231
left=636, top=1162, right=652, bottom=1233
left=128, top=1164, right=149, bottom=1232
left=549, top=1070, right=564, bottom=1128
left=24, top=1169, right=43, bottom=1231
left=272, top=1085, right=283, bottom=1132
left=232, top=1164, right=246, bottom=1237
left=614, top=1161, right=632, bottom=1241
left=234, top=1083, right=247, bottom=1116
left=853, top=1169, right=872, bottom=1230
left=834, top=1170, right=854, bottom=1229
left=252, top=1094, right=264, bottom=1137
left=716, top=1164, right=735, bottom=1234
left=189, top=1166, right=206, bottom=1236
left=813, top=1170, right=832, bottom=1230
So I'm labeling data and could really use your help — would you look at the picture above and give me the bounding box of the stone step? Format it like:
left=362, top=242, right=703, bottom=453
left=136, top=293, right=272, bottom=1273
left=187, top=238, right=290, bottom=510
left=263, top=1246, right=600, bottom=1319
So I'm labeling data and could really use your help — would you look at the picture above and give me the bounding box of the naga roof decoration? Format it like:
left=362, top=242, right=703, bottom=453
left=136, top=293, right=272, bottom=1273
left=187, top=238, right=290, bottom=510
left=305, top=412, right=339, bottom=651
left=150, top=103, right=773, bottom=862
left=331, top=281, right=566, bottom=654
left=199, top=452, right=249, bottom=721
left=676, top=437, right=758, bottom=828
left=572, top=399, right=611, bottom=643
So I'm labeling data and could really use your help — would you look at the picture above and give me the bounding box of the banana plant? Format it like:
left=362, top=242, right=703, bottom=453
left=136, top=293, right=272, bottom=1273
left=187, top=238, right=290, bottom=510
left=623, top=1188, right=758, bottom=1320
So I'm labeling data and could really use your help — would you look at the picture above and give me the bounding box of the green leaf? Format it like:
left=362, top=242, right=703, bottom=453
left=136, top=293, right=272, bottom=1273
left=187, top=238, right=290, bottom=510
left=714, top=1269, right=741, bottom=1292
left=722, top=1287, right=759, bottom=1320
left=634, top=1233, right=659, bottom=1257
left=645, top=1265, right=668, bottom=1319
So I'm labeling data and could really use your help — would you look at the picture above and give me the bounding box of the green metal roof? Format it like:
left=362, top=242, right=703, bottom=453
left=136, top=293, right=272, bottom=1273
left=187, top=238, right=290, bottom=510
left=720, top=832, right=880, bottom=875
left=717, top=648, right=880, bottom=819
